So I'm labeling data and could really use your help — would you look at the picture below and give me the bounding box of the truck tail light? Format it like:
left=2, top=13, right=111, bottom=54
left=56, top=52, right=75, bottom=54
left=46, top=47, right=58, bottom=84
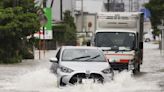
left=119, top=59, right=129, bottom=63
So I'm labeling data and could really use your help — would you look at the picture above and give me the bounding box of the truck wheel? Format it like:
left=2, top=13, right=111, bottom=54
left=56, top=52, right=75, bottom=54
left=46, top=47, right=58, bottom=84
left=133, top=64, right=140, bottom=74
left=137, top=64, right=140, bottom=72
left=132, top=69, right=137, bottom=74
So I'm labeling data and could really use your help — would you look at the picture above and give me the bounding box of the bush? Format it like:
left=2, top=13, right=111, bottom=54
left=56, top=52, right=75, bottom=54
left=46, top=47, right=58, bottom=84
left=0, top=0, right=40, bottom=64
left=0, top=53, right=22, bottom=64
left=21, top=48, right=34, bottom=59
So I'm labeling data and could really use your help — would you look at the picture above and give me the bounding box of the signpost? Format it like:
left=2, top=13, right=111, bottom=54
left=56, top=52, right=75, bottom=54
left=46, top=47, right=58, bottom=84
left=34, top=0, right=53, bottom=59
left=34, top=8, right=53, bottom=40
left=158, top=19, right=164, bottom=55
left=161, top=29, right=164, bottom=55
left=43, top=8, right=53, bottom=39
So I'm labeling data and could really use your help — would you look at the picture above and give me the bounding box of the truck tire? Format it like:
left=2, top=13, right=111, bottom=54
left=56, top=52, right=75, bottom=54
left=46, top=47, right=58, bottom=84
left=137, top=64, right=140, bottom=72
left=132, top=68, right=137, bottom=74
left=133, top=64, right=140, bottom=74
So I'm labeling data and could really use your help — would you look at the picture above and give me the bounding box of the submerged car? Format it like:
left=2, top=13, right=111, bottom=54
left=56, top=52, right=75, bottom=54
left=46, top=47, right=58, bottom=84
left=50, top=46, right=114, bottom=87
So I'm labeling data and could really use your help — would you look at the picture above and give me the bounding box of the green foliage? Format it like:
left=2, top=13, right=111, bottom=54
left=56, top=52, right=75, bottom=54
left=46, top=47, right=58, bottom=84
left=63, top=10, right=77, bottom=45
left=63, top=11, right=76, bottom=29
left=0, top=0, right=40, bottom=63
left=64, top=24, right=77, bottom=45
left=144, top=0, right=164, bottom=36
left=53, top=10, right=77, bottom=46
left=53, top=24, right=66, bottom=44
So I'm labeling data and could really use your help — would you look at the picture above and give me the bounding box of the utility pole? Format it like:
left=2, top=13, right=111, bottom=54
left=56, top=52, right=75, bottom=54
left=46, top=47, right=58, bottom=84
left=131, top=0, right=133, bottom=12
left=161, top=19, right=164, bottom=55
left=158, top=19, right=164, bottom=55
left=129, top=0, right=131, bottom=12
left=107, top=0, right=110, bottom=12
left=43, top=0, right=47, bottom=57
left=81, top=0, right=84, bottom=32
left=50, top=0, right=54, bottom=8
left=60, top=0, right=63, bottom=20
left=113, top=0, right=115, bottom=12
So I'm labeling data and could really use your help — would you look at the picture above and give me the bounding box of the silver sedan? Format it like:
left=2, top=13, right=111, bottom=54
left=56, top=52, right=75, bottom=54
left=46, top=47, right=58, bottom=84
left=49, top=46, right=114, bottom=87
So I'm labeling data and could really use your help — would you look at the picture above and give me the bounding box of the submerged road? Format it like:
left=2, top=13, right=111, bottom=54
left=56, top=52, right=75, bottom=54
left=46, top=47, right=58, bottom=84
left=0, top=42, right=164, bottom=92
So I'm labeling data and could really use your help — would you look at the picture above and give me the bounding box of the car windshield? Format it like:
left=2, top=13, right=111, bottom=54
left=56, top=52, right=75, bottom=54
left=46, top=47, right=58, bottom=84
left=62, top=49, right=106, bottom=62
left=95, top=32, right=136, bottom=51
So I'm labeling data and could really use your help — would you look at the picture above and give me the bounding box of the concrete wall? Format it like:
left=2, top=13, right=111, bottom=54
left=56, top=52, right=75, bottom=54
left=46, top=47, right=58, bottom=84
left=75, top=13, right=96, bottom=33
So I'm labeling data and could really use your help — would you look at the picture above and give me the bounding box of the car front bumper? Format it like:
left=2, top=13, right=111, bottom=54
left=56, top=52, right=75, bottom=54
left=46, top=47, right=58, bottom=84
left=58, top=71, right=113, bottom=85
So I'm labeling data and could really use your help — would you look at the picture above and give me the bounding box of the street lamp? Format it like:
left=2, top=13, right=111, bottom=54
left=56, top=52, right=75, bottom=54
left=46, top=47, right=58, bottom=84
left=129, top=0, right=133, bottom=12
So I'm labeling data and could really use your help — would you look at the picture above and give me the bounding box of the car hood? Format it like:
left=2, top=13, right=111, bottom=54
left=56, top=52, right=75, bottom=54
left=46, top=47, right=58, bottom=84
left=60, top=61, right=109, bottom=71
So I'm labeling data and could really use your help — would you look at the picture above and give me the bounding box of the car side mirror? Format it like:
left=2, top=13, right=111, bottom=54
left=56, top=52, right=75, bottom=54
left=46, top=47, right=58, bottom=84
left=49, top=57, right=58, bottom=63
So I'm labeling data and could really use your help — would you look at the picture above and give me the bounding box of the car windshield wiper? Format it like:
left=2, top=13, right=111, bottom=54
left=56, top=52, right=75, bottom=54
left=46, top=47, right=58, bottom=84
left=99, top=47, right=112, bottom=51
left=85, top=55, right=100, bottom=61
left=118, top=47, right=132, bottom=51
left=119, top=49, right=131, bottom=51
left=71, top=55, right=91, bottom=60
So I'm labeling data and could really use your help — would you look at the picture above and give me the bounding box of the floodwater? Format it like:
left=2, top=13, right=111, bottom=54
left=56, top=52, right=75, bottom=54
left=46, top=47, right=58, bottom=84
left=0, top=42, right=163, bottom=92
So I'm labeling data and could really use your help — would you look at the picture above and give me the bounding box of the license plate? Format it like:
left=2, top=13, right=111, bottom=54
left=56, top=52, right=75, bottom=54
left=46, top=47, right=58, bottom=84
left=82, top=79, right=93, bottom=84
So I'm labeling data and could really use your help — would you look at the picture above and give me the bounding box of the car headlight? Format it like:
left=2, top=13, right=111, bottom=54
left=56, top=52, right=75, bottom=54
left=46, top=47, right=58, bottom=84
left=101, top=68, right=113, bottom=74
left=60, top=66, right=74, bottom=73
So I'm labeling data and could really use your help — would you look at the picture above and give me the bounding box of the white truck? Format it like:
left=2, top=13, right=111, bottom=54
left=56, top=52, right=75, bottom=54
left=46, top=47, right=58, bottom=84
left=91, top=12, right=144, bottom=73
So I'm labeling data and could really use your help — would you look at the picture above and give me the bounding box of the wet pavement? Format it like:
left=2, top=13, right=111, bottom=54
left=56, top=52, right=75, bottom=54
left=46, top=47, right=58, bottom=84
left=0, top=42, right=164, bottom=92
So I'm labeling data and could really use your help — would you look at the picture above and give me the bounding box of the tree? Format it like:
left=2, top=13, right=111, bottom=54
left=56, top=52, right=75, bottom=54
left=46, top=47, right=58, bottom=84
left=144, top=0, right=164, bottom=36
left=53, top=10, right=77, bottom=46
left=63, top=10, right=77, bottom=45
left=0, top=0, right=40, bottom=63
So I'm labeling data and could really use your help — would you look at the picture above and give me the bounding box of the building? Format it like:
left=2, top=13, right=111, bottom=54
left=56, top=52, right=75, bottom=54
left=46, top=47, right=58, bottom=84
left=102, top=0, right=125, bottom=12
left=75, top=0, right=103, bottom=13
left=35, top=0, right=76, bottom=21
left=102, top=0, right=150, bottom=12
left=75, top=12, right=96, bottom=33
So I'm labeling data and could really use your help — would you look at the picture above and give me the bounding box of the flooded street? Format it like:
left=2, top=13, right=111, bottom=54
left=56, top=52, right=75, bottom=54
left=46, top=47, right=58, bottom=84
left=0, top=42, right=164, bottom=92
